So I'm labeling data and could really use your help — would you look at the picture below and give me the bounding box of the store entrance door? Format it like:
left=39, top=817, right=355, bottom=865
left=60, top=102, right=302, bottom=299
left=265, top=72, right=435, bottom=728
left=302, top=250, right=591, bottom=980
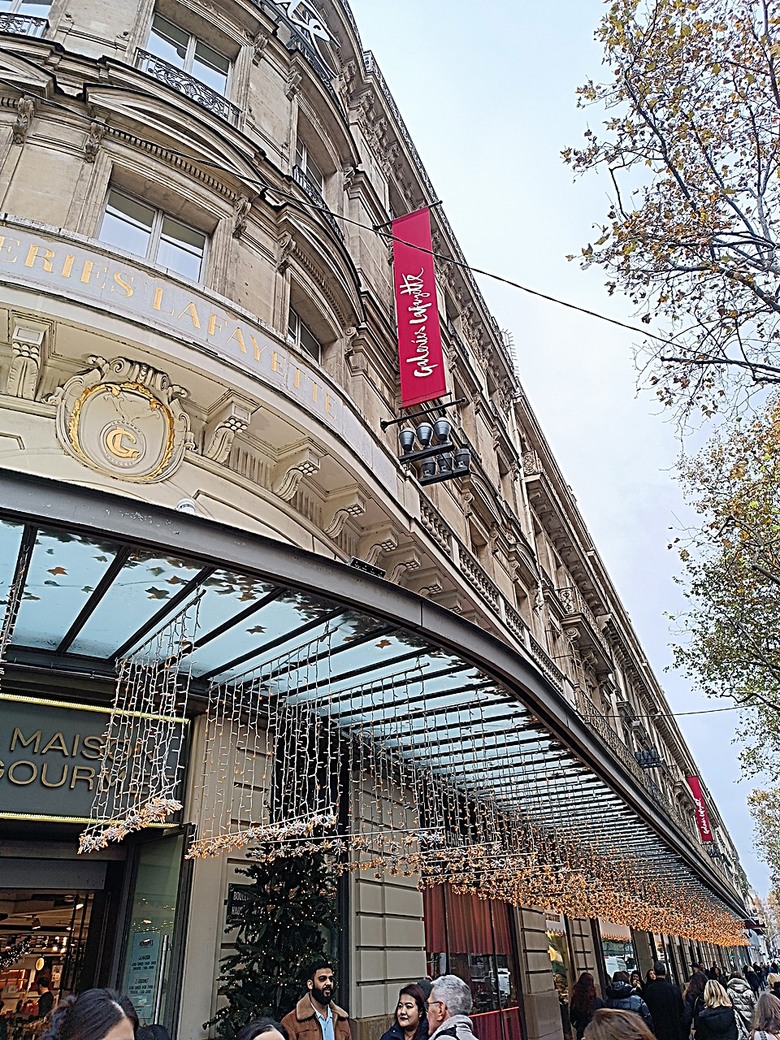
left=0, top=854, right=127, bottom=1039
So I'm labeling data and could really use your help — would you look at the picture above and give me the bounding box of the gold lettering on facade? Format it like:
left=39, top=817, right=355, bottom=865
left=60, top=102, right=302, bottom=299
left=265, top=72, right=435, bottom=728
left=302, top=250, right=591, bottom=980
left=105, top=427, right=141, bottom=460
left=82, top=735, right=104, bottom=759
left=228, top=327, right=248, bottom=354
left=61, top=254, right=74, bottom=278
left=179, top=302, right=201, bottom=329
left=24, top=244, right=55, bottom=272
left=41, top=762, right=68, bottom=789
left=8, top=760, right=37, bottom=785
left=152, top=286, right=174, bottom=315
left=208, top=313, right=226, bottom=337
left=70, top=765, right=95, bottom=790
left=41, top=731, right=69, bottom=755
left=295, top=368, right=301, bottom=389
left=11, top=728, right=41, bottom=753
left=0, top=236, right=20, bottom=263
left=112, top=271, right=134, bottom=297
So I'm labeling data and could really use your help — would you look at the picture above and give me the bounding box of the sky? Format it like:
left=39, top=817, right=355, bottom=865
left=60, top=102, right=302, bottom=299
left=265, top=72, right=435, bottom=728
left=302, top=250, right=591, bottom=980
left=348, top=0, right=771, bottom=896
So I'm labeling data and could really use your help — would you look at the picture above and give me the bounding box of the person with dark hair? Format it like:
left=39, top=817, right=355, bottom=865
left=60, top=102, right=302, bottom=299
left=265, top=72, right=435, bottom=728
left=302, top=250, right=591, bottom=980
left=42, top=989, right=138, bottom=1040
left=281, top=961, right=351, bottom=1040
left=685, top=972, right=710, bottom=1035
left=570, top=973, right=606, bottom=1040
left=584, top=1008, right=654, bottom=1040
left=136, top=1026, right=171, bottom=1040
left=643, top=962, right=685, bottom=1040
left=749, top=992, right=780, bottom=1040
left=604, top=973, right=653, bottom=1032
left=379, top=985, right=428, bottom=1040
left=745, top=969, right=761, bottom=1000
left=696, top=981, right=737, bottom=1040
left=37, top=979, right=54, bottom=1020
left=235, top=1017, right=288, bottom=1040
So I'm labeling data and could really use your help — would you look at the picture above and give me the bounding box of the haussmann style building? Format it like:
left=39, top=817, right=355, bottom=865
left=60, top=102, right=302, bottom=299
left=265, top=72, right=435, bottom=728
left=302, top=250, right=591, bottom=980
left=0, top=4, right=756, bottom=1040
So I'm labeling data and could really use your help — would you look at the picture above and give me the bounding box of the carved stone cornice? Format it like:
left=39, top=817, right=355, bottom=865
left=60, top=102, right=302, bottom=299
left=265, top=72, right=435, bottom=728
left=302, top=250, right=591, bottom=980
left=357, top=522, right=400, bottom=566
left=204, top=393, right=256, bottom=464
left=272, top=441, right=322, bottom=501
left=322, top=485, right=366, bottom=539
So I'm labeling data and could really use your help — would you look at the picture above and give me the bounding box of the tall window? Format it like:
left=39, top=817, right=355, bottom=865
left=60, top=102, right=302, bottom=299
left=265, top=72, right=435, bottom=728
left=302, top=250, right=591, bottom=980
left=287, top=307, right=322, bottom=363
left=147, top=12, right=230, bottom=96
left=99, top=189, right=207, bottom=282
left=0, top=0, right=51, bottom=17
left=295, top=140, right=325, bottom=196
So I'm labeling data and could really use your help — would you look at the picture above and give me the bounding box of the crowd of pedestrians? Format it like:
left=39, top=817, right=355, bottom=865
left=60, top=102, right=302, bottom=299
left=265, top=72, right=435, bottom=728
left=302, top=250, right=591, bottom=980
left=571, top=959, right=780, bottom=1040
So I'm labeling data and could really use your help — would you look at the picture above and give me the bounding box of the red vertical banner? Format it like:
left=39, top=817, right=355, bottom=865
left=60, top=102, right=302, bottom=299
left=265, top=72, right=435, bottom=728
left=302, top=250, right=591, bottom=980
left=392, top=208, right=448, bottom=408
left=686, top=775, right=714, bottom=841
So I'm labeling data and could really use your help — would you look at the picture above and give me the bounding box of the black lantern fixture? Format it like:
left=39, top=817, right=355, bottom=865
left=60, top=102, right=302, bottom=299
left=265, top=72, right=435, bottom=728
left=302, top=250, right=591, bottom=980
left=396, top=417, right=471, bottom=486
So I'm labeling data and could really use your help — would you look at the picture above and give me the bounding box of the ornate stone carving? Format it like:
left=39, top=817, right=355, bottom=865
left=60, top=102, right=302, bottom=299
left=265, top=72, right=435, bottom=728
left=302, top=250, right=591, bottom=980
left=272, top=442, right=321, bottom=501
left=84, top=120, right=105, bottom=163
left=12, top=95, right=35, bottom=146
left=323, top=486, right=366, bottom=539
left=232, top=195, right=251, bottom=239
left=48, top=356, right=194, bottom=483
left=358, top=524, right=399, bottom=566
left=5, top=321, right=47, bottom=400
left=285, top=67, right=302, bottom=99
left=252, top=30, right=271, bottom=65
left=276, top=231, right=295, bottom=273
left=388, top=550, right=421, bottom=585
left=204, top=394, right=256, bottom=464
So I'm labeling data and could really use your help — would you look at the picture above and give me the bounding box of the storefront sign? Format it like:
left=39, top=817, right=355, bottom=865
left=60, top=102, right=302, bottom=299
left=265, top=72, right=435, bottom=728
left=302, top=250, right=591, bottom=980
left=226, top=884, right=252, bottom=925
left=686, top=775, right=714, bottom=842
left=392, top=209, right=448, bottom=408
left=269, top=1, right=334, bottom=67
left=0, top=220, right=395, bottom=492
left=0, top=694, right=184, bottom=823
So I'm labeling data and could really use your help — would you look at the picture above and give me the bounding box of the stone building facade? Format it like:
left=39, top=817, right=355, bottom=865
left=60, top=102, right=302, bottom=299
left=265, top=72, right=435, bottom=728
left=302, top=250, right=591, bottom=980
left=0, top=3, right=752, bottom=1040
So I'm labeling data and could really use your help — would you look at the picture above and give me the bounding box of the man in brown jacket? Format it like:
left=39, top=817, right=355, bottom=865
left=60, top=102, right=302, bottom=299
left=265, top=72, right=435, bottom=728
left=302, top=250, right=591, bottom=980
left=281, top=961, right=351, bottom=1040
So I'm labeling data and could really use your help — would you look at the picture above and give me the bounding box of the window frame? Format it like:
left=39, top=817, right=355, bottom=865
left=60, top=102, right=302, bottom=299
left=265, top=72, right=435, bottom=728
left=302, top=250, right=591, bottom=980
left=147, top=10, right=232, bottom=98
left=287, top=306, right=322, bottom=364
left=99, top=187, right=209, bottom=283
left=0, top=0, right=51, bottom=15
left=294, top=139, right=325, bottom=197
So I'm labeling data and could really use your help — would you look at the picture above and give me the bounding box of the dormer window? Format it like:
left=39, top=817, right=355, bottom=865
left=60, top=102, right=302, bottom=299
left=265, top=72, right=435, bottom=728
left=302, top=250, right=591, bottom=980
left=147, top=12, right=230, bottom=96
left=287, top=306, right=321, bottom=363
left=294, top=140, right=325, bottom=198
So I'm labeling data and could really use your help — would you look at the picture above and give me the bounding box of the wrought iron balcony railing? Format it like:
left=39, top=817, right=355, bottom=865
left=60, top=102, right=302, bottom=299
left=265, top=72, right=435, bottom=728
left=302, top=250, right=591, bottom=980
left=136, top=50, right=239, bottom=126
left=292, top=164, right=344, bottom=241
left=0, top=13, right=47, bottom=37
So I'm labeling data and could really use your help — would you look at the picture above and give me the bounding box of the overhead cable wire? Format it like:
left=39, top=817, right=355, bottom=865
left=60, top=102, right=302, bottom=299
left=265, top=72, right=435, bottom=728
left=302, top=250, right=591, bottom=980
left=0, top=58, right=694, bottom=355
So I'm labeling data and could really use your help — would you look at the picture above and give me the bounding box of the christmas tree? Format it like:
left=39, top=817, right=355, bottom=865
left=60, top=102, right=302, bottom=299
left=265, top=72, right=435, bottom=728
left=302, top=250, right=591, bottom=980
left=208, top=853, right=338, bottom=1040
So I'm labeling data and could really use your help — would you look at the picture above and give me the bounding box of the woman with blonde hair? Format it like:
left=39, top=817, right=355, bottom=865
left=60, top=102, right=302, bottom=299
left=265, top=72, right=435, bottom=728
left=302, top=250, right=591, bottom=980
left=696, top=981, right=738, bottom=1040
left=583, top=1008, right=653, bottom=1040
left=749, top=992, right=780, bottom=1040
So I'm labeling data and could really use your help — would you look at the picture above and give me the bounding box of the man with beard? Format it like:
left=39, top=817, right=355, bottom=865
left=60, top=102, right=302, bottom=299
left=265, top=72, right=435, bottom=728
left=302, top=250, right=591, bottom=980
left=282, top=961, right=352, bottom=1040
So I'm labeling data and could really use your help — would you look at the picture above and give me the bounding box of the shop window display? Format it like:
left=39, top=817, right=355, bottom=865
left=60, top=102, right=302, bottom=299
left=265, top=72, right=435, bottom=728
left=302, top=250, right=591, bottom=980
left=424, top=886, right=522, bottom=1040
left=547, top=921, right=573, bottom=1040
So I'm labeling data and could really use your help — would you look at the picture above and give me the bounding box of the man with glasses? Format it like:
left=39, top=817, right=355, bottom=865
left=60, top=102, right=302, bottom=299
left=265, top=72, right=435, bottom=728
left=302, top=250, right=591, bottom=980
left=425, top=975, right=479, bottom=1040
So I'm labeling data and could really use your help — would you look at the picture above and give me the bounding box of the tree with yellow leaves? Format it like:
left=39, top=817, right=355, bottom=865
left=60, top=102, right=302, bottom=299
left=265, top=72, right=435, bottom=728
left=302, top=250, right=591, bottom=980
left=672, top=395, right=780, bottom=777
left=566, top=0, right=780, bottom=418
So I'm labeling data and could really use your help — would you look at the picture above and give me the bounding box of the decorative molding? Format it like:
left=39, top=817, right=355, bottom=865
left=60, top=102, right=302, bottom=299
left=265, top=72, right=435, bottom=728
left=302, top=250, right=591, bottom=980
left=322, top=485, right=366, bottom=539
left=47, top=356, right=194, bottom=483
left=232, top=195, right=251, bottom=239
left=252, top=30, right=271, bottom=65
left=358, top=523, right=399, bottom=566
left=388, top=550, right=421, bottom=585
left=83, top=120, right=105, bottom=163
left=276, top=231, right=295, bottom=273
left=203, top=393, right=256, bottom=464
left=5, top=320, right=48, bottom=400
left=12, top=95, right=34, bottom=146
left=285, top=66, right=302, bottom=99
left=272, top=441, right=322, bottom=501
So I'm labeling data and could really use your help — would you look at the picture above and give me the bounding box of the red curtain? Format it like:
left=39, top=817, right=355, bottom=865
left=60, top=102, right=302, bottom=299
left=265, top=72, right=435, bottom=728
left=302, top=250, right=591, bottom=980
left=423, top=886, right=512, bottom=955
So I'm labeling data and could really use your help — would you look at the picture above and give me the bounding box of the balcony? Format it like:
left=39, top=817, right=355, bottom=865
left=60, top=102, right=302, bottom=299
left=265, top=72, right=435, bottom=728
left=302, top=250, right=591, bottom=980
left=136, top=50, right=239, bottom=126
left=292, top=165, right=344, bottom=241
left=558, top=584, right=613, bottom=673
left=0, top=13, right=46, bottom=37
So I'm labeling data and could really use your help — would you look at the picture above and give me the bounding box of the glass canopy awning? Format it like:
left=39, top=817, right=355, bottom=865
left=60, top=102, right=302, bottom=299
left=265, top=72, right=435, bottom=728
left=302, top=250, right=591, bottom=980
left=0, top=502, right=747, bottom=937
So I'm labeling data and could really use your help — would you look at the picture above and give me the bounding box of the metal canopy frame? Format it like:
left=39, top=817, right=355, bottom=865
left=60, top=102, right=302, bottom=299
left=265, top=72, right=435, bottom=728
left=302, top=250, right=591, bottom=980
left=0, top=470, right=747, bottom=920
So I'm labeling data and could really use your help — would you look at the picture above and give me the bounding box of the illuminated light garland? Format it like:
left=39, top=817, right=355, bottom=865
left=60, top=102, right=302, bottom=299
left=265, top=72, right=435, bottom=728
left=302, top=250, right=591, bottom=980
left=180, top=625, right=748, bottom=948
left=0, top=936, right=34, bottom=971
left=78, top=590, right=200, bottom=854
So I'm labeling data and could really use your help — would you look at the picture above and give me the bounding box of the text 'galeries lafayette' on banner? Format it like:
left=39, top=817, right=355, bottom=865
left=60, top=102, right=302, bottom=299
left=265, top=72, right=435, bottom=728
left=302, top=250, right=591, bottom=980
left=686, top=774, right=714, bottom=842
left=392, top=208, right=447, bottom=408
